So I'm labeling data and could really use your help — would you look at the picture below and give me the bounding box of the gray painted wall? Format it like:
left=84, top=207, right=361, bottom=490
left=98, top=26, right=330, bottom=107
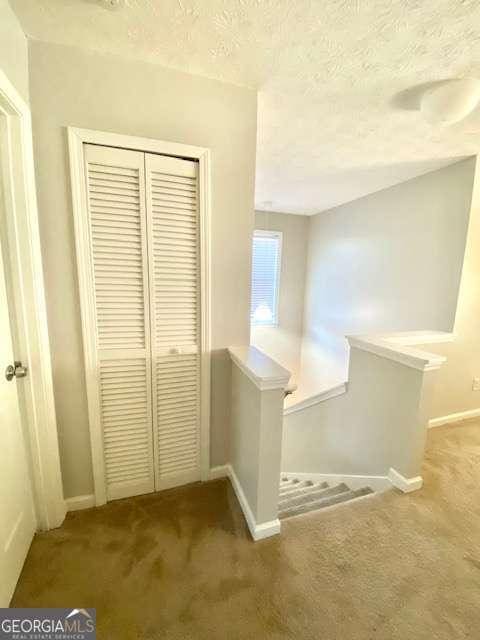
left=28, top=40, right=257, bottom=498
left=300, top=159, right=474, bottom=392
left=230, top=363, right=284, bottom=524
left=283, top=347, right=435, bottom=479
left=251, top=210, right=308, bottom=383
left=416, top=157, right=480, bottom=420
left=0, top=0, right=28, bottom=102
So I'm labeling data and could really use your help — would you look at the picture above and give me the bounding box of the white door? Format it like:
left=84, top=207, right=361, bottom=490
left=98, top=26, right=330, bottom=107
left=84, top=144, right=155, bottom=501
left=80, top=144, right=202, bottom=500
left=0, top=230, right=36, bottom=605
left=145, top=154, right=201, bottom=490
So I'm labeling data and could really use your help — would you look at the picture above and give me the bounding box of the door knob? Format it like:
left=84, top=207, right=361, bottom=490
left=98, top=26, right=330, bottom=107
left=5, top=361, right=28, bottom=381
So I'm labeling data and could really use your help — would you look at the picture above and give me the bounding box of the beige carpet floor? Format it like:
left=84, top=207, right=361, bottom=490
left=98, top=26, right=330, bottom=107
left=12, top=421, right=480, bottom=639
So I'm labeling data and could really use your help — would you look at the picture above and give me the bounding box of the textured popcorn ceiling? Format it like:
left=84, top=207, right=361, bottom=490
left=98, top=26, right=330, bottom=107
left=11, top=0, right=480, bottom=214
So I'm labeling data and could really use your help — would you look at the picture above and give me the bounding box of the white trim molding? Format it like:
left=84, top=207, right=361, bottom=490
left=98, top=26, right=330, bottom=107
left=208, top=465, right=229, bottom=480
left=284, top=383, right=347, bottom=416
left=347, top=331, right=451, bottom=372
left=228, top=345, right=291, bottom=391
left=428, top=408, right=480, bottom=428
left=0, top=69, right=65, bottom=530
left=227, top=465, right=281, bottom=541
left=388, top=468, right=423, bottom=493
left=68, top=127, right=212, bottom=505
left=379, top=331, right=455, bottom=345
left=65, top=495, right=96, bottom=512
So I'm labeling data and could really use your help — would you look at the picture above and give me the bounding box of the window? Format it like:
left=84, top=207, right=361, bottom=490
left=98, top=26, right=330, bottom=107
left=250, top=230, right=282, bottom=326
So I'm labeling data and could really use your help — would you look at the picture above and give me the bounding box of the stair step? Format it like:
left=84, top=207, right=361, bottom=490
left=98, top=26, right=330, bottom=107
left=279, top=486, right=374, bottom=520
left=278, top=478, right=301, bottom=491
left=279, top=480, right=315, bottom=495
left=279, top=480, right=328, bottom=499
left=279, top=482, right=347, bottom=509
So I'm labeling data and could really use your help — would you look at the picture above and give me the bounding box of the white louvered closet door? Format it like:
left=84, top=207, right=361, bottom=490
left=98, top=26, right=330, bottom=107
left=84, top=144, right=155, bottom=501
left=145, top=154, right=201, bottom=490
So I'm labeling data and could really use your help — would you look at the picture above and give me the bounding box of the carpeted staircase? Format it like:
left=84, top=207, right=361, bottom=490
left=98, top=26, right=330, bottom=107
left=279, top=476, right=374, bottom=520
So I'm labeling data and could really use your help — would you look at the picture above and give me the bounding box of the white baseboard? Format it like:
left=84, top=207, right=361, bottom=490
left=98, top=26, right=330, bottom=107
left=388, top=468, right=423, bottom=493
left=428, top=408, right=480, bottom=428
left=65, top=494, right=96, bottom=512
left=282, top=471, right=392, bottom=492
left=250, top=518, right=281, bottom=540
left=226, top=464, right=281, bottom=541
left=208, top=465, right=229, bottom=480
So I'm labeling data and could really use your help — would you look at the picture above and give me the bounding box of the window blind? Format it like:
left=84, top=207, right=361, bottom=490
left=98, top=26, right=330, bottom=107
left=250, top=230, right=282, bottom=326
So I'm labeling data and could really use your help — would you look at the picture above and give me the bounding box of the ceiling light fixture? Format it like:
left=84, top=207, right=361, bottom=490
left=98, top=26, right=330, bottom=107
left=421, top=78, right=480, bottom=126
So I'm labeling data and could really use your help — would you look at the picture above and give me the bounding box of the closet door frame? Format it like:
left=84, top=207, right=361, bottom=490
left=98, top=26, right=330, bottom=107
left=68, top=127, right=211, bottom=506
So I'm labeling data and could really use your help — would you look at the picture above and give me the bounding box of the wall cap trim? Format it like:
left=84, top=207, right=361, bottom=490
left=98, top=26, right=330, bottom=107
left=228, top=345, right=291, bottom=391
left=347, top=330, right=452, bottom=371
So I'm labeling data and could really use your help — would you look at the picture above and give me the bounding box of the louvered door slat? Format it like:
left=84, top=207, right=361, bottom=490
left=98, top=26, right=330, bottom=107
left=78, top=143, right=205, bottom=502
left=146, top=154, right=201, bottom=490
left=84, top=144, right=154, bottom=501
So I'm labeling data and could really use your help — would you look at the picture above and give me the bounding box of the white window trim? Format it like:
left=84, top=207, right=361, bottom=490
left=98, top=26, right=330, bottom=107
left=68, top=127, right=212, bottom=505
left=251, top=229, right=283, bottom=329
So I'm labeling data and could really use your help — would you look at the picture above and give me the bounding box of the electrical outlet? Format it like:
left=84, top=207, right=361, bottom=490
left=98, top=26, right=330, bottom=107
left=473, top=377, right=480, bottom=391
